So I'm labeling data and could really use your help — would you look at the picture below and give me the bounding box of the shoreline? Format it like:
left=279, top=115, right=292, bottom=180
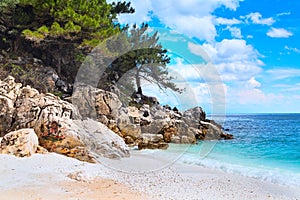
left=0, top=152, right=299, bottom=200
left=103, top=150, right=300, bottom=200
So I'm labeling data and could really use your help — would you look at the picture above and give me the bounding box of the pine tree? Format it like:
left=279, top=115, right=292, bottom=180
left=104, top=24, right=183, bottom=96
left=0, top=0, right=134, bottom=79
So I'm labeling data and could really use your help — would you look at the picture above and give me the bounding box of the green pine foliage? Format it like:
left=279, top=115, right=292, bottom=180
left=0, top=0, right=18, bottom=12
left=105, top=24, right=183, bottom=94
left=22, top=29, right=45, bottom=43
left=0, top=0, right=182, bottom=98
left=0, top=0, right=135, bottom=80
left=17, top=0, right=122, bottom=47
left=110, top=1, right=135, bottom=14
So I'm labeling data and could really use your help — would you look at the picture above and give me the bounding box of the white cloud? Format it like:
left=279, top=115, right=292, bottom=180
left=286, top=86, right=300, bottom=92
left=277, top=12, right=291, bottom=17
left=267, top=68, right=300, bottom=80
left=216, top=17, right=241, bottom=25
left=217, top=62, right=262, bottom=82
left=247, top=35, right=253, bottom=39
left=202, top=39, right=259, bottom=63
left=188, top=42, right=212, bottom=62
left=222, top=83, right=285, bottom=111
left=236, top=88, right=277, bottom=105
left=189, top=39, right=263, bottom=82
left=276, top=83, right=300, bottom=92
left=246, top=77, right=261, bottom=88
left=284, top=45, right=300, bottom=53
left=141, top=58, right=227, bottom=111
left=169, top=59, right=224, bottom=83
left=165, top=15, right=217, bottom=42
left=244, top=12, right=275, bottom=25
left=267, top=27, right=293, bottom=38
left=113, top=0, right=242, bottom=41
left=166, top=58, right=227, bottom=112
left=169, top=58, right=203, bottom=80
left=151, top=0, right=240, bottom=17
left=227, top=26, right=242, bottom=38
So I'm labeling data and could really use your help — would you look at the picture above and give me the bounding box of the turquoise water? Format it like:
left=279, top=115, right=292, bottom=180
left=155, top=114, right=300, bottom=187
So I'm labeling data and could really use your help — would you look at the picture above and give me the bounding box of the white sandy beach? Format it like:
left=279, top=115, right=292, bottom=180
left=0, top=151, right=299, bottom=200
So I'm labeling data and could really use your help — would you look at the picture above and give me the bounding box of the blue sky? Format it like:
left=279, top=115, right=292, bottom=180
left=110, top=0, right=300, bottom=113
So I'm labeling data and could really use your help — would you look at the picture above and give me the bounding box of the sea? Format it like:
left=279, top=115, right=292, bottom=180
left=141, top=113, right=300, bottom=187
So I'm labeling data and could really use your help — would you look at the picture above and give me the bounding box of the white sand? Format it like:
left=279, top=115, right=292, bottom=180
left=0, top=152, right=299, bottom=200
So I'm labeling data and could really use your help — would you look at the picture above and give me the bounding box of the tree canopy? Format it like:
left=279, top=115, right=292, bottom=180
left=1, top=1, right=182, bottom=101
left=2, top=0, right=134, bottom=47
left=103, top=24, right=183, bottom=96
left=0, top=0, right=134, bottom=79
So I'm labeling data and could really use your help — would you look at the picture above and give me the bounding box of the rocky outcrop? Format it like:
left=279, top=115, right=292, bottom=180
left=116, top=106, right=142, bottom=139
left=71, top=84, right=198, bottom=149
left=136, top=105, right=199, bottom=147
left=0, top=77, right=129, bottom=162
left=0, top=76, right=22, bottom=135
left=0, top=129, right=38, bottom=157
left=70, top=83, right=233, bottom=149
left=0, top=76, right=233, bottom=157
left=0, top=76, right=79, bottom=136
left=71, top=83, right=122, bottom=120
left=200, top=121, right=233, bottom=140
left=182, top=107, right=206, bottom=128
left=13, top=88, right=79, bottom=132
left=71, top=84, right=143, bottom=144
left=83, top=87, right=233, bottom=149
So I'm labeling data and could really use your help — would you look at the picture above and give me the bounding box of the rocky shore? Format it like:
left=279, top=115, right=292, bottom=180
left=0, top=76, right=232, bottom=162
left=2, top=76, right=299, bottom=200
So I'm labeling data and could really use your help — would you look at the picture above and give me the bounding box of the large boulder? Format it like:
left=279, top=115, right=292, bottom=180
left=116, top=107, right=141, bottom=139
left=71, top=83, right=122, bottom=120
left=141, top=119, right=167, bottom=134
left=75, top=119, right=130, bottom=160
left=120, top=124, right=141, bottom=139
left=71, top=83, right=140, bottom=143
left=183, top=106, right=206, bottom=128
left=0, top=75, right=80, bottom=135
left=137, top=133, right=168, bottom=150
left=34, top=118, right=129, bottom=162
left=0, top=129, right=38, bottom=157
left=0, top=96, right=14, bottom=136
left=200, top=121, right=233, bottom=140
left=0, top=76, right=22, bottom=100
left=12, top=87, right=79, bottom=131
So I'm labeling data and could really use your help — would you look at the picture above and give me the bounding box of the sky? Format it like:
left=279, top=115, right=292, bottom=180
left=109, top=0, right=300, bottom=113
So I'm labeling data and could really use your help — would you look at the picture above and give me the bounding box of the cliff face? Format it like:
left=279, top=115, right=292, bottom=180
left=0, top=76, right=233, bottom=162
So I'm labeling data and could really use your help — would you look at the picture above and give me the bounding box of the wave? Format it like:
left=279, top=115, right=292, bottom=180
left=179, top=155, right=300, bottom=187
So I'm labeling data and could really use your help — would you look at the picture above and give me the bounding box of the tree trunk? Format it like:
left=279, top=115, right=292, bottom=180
left=57, top=53, right=61, bottom=76
left=136, top=69, right=142, bottom=95
left=57, top=38, right=63, bottom=76
left=137, top=86, right=142, bottom=95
